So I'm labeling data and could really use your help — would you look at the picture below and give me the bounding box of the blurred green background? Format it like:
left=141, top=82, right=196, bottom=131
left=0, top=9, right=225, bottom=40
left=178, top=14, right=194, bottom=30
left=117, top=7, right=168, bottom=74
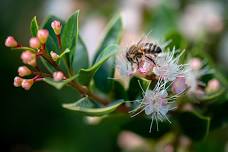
left=1, top=0, right=228, bottom=151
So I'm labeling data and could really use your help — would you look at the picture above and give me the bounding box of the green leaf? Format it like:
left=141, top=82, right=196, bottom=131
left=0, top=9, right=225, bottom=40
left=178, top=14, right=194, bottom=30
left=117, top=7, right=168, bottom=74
left=62, top=98, right=124, bottom=116
left=71, top=35, right=89, bottom=74
left=77, top=44, right=119, bottom=86
left=61, top=10, right=79, bottom=50
left=127, top=77, right=150, bottom=101
left=43, top=74, right=77, bottom=90
left=111, top=80, right=127, bottom=100
left=93, top=15, right=122, bottom=93
left=39, top=57, right=56, bottom=73
left=30, top=16, right=39, bottom=37
left=178, top=111, right=211, bottom=141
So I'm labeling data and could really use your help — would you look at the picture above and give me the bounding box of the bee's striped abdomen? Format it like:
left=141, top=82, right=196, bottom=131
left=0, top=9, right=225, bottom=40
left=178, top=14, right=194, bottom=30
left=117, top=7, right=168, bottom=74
left=142, top=43, right=162, bottom=54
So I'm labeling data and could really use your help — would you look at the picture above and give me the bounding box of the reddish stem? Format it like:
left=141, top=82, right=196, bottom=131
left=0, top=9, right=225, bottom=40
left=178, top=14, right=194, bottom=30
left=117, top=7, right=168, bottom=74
left=57, top=35, right=62, bottom=49
left=16, top=44, right=22, bottom=48
left=41, top=44, right=46, bottom=50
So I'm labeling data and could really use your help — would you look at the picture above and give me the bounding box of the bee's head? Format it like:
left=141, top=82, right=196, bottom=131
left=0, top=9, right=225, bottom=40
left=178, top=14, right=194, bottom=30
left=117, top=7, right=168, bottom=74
left=129, top=45, right=137, bottom=53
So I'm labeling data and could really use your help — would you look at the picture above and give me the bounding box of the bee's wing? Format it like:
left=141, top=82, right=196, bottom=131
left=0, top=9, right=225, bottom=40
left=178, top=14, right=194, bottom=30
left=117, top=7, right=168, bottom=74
left=136, top=30, right=153, bottom=46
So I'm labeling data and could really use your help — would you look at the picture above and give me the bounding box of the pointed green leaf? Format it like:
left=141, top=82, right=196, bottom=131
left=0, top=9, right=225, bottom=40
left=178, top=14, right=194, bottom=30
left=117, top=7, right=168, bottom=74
left=77, top=44, right=119, bottom=86
left=178, top=111, right=211, bottom=141
left=61, top=10, right=79, bottom=50
left=39, top=57, right=56, bottom=73
left=63, top=98, right=124, bottom=116
left=30, top=16, right=39, bottom=37
left=93, top=15, right=122, bottom=93
left=43, top=74, right=77, bottom=90
left=71, top=35, right=89, bottom=74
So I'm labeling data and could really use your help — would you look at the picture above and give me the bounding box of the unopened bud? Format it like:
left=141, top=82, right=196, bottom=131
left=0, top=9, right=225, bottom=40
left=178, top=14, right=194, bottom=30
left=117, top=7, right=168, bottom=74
left=14, top=76, right=23, bottom=87
left=21, top=51, right=36, bottom=67
left=50, top=51, right=59, bottom=61
left=5, top=36, right=18, bottom=47
left=53, top=71, right=64, bottom=81
left=29, top=37, right=40, bottom=48
left=172, top=76, right=187, bottom=94
left=189, top=58, right=202, bottom=71
left=37, top=29, right=49, bottom=44
left=51, top=20, right=62, bottom=35
left=18, top=66, right=32, bottom=77
left=206, top=79, right=220, bottom=93
left=21, top=79, right=34, bottom=90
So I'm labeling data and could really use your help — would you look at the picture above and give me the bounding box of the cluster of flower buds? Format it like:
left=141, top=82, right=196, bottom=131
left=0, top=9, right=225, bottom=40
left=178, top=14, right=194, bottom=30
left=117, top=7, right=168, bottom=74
left=5, top=20, right=64, bottom=90
left=13, top=66, right=34, bottom=90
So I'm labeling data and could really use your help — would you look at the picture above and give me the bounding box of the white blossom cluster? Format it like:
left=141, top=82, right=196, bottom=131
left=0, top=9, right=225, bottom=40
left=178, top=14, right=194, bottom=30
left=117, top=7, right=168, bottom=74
left=116, top=42, right=191, bottom=132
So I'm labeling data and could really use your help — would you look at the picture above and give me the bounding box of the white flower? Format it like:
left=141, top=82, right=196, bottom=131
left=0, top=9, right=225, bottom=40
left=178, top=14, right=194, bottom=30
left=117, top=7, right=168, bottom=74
left=183, top=58, right=213, bottom=94
left=153, top=47, right=186, bottom=82
left=184, top=65, right=210, bottom=94
left=130, top=81, right=176, bottom=132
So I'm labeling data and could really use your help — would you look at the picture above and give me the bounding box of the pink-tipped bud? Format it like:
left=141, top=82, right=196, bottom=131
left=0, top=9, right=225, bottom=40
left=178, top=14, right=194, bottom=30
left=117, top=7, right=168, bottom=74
left=21, top=51, right=36, bottom=67
left=18, top=66, right=32, bottom=77
left=51, top=20, right=62, bottom=35
left=29, top=37, right=40, bottom=48
left=5, top=36, right=18, bottom=47
left=53, top=71, right=64, bottom=81
left=50, top=51, right=59, bottom=61
left=206, top=79, right=220, bottom=93
left=14, top=76, right=23, bottom=87
left=172, top=76, right=187, bottom=94
left=189, top=58, right=202, bottom=71
left=37, top=29, right=49, bottom=44
left=21, top=79, right=34, bottom=90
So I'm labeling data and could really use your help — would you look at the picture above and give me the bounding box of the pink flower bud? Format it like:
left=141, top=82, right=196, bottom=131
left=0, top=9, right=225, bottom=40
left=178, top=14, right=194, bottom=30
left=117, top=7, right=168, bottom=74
left=206, top=79, right=220, bottom=93
left=29, top=37, right=40, bottom=48
left=13, top=76, right=23, bottom=87
left=172, top=76, right=187, bottom=94
left=51, top=20, right=62, bottom=35
left=189, top=58, right=202, bottom=71
left=53, top=71, right=64, bottom=81
left=50, top=51, right=59, bottom=61
left=21, top=79, right=34, bottom=90
left=18, top=66, right=32, bottom=77
left=37, top=29, right=49, bottom=44
left=21, top=51, right=36, bottom=67
left=5, top=36, right=18, bottom=47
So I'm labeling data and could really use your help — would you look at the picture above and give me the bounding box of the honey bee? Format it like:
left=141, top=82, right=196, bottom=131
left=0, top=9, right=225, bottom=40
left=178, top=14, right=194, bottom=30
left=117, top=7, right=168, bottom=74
left=126, top=41, right=162, bottom=68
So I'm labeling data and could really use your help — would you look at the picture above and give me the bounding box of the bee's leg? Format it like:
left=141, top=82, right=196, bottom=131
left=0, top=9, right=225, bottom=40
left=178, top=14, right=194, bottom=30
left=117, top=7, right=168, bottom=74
left=136, top=58, right=140, bottom=69
left=145, top=55, right=156, bottom=65
left=131, top=62, right=134, bottom=71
